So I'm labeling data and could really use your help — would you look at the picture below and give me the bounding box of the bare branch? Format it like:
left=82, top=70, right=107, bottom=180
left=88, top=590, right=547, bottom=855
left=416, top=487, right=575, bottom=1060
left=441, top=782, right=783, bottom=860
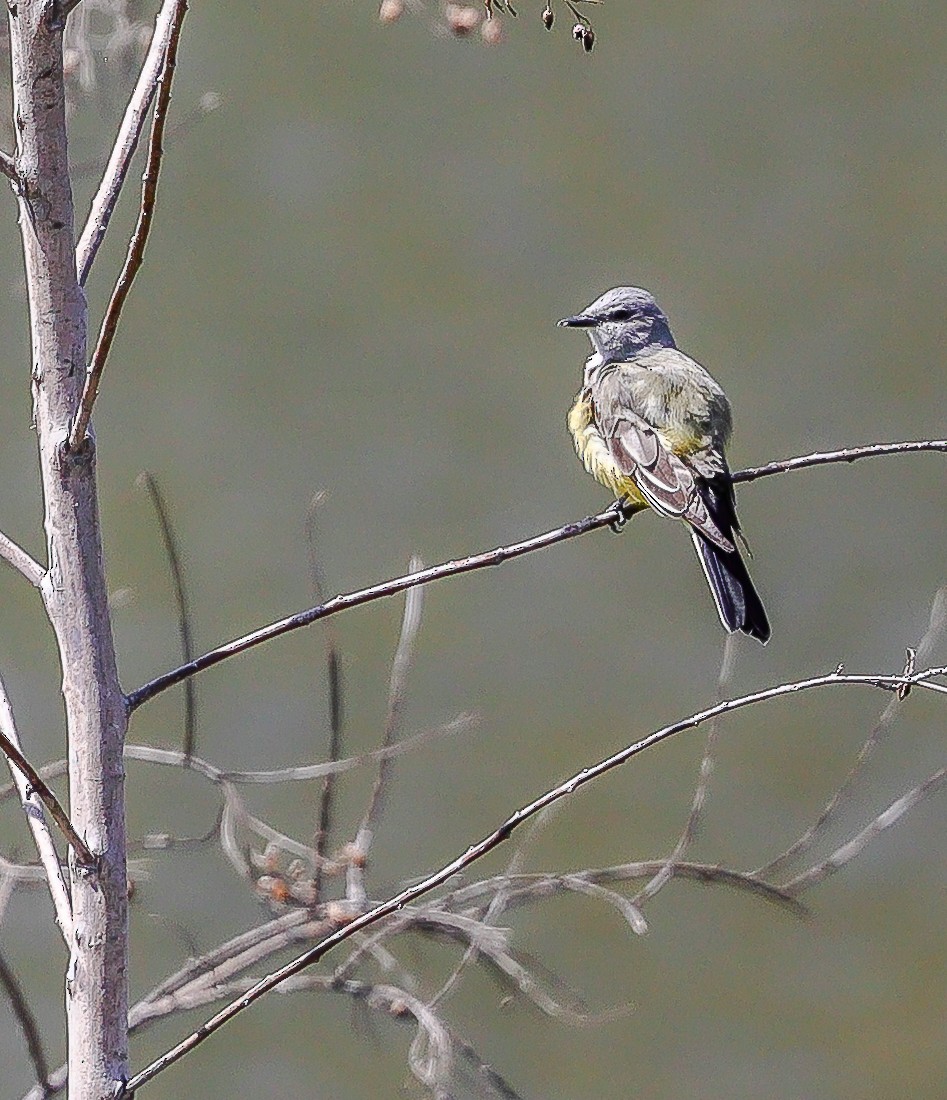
left=0, top=531, right=44, bottom=587
left=0, top=715, right=476, bottom=813
left=0, top=149, right=18, bottom=182
left=357, top=555, right=425, bottom=856
left=0, top=948, right=52, bottom=1097
left=732, top=438, right=947, bottom=484
left=440, top=861, right=807, bottom=918
left=0, top=674, right=88, bottom=925
left=632, top=633, right=738, bottom=907
left=756, top=585, right=947, bottom=877
left=138, top=472, right=197, bottom=758
left=305, top=492, right=345, bottom=897
left=118, top=663, right=947, bottom=1094
left=69, top=0, right=188, bottom=450
left=126, top=439, right=947, bottom=712
left=75, top=0, right=186, bottom=284
left=782, top=767, right=947, bottom=895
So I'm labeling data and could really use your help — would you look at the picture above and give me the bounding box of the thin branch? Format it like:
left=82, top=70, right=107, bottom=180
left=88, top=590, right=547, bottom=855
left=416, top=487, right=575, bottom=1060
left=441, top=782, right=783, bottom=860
left=0, top=720, right=93, bottom=871
left=138, top=473, right=196, bottom=759
left=75, top=0, right=185, bottom=285
left=0, top=532, right=44, bottom=587
left=440, top=861, right=806, bottom=918
left=118, top=663, right=947, bottom=1094
left=632, top=633, right=738, bottom=907
left=0, top=148, right=18, bottom=182
left=731, top=438, right=947, bottom=483
left=306, top=492, right=345, bottom=897
left=0, top=948, right=52, bottom=1097
left=127, top=439, right=947, bottom=712
left=0, top=676, right=82, bottom=936
left=69, top=0, right=188, bottom=450
left=782, top=766, right=947, bottom=895
left=0, top=715, right=476, bottom=810
left=756, top=585, right=947, bottom=877
left=356, top=555, right=424, bottom=856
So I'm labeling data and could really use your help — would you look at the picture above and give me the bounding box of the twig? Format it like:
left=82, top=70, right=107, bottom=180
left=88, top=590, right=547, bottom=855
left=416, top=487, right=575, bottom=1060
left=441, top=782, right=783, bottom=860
left=356, top=556, right=424, bottom=856
left=782, top=767, right=947, bottom=895
left=138, top=473, right=196, bottom=759
left=69, top=0, right=188, bottom=450
left=731, top=438, right=947, bottom=483
left=632, top=633, right=738, bottom=907
left=440, top=861, right=806, bottom=918
left=0, top=148, right=18, bottom=182
left=0, top=532, right=44, bottom=587
left=305, top=492, right=345, bottom=897
left=75, top=0, right=185, bottom=284
left=0, top=721, right=93, bottom=871
left=117, top=663, right=947, bottom=1094
left=126, top=439, right=947, bottom=712
left=0, top=715, right=476, bottom=809
left=0, top=948, right=52, bottom=1097
left=0, top=676, right=81, bottom=936
left=756, top=586, right=947, bottom=877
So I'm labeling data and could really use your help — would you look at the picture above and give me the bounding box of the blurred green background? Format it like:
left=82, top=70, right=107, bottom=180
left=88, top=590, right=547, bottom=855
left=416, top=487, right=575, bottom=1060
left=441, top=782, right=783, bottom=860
left=1, top=1, right=945, bottom=1096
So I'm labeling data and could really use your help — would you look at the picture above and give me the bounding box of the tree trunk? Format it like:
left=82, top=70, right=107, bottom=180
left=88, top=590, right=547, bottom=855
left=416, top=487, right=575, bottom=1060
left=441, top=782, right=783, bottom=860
left=7, top=3, right=129, bottom=1098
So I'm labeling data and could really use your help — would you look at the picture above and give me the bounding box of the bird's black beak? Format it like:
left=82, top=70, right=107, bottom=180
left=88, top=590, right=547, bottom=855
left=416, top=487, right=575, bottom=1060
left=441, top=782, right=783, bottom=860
left=557, top=313, right=597, bottom=328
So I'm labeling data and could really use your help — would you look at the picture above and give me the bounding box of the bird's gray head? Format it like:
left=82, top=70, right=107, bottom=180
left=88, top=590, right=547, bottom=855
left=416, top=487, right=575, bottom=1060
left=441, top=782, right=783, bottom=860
left=557, top=286, right=676, bottom=363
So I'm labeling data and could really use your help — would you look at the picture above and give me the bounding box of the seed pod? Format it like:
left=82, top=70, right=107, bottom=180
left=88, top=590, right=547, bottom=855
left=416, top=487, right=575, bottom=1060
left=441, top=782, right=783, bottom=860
left=572, top=21, right=584, bottom=39
left=582, top=26, right=595, bottom=51
left=542, top=5, right=554, bottom=29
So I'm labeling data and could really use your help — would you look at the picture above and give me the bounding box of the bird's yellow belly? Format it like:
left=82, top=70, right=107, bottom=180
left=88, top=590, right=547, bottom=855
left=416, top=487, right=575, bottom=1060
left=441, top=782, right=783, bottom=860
left=567, top=395, right=647, bottom=506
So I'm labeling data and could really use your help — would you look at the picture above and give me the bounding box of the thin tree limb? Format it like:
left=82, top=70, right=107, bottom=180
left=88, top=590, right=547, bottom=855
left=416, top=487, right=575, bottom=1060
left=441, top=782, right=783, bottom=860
left=0, top=675, right=83, bottom=940
left=0, top=148, right=18, bottom=181
left=305, top=492, right=345, bottom=897
left=69, top=0, right=188, bottom=450
left=0, top=532, right=44, bottom=587
left=75, top=0, right=184, bottom=284
left=781, top=767, right=947, bottom=895
left=731, top=438, right=947, bottom=483
left=756, top=585, right=947, bottom=877
left=356, top=556, right=424, bottom=857
left=117, top=663, right=947, bottom=1094
left=138, top=472, right=196, bottom=759
left=126, top=439, right=947, bottom=712
left=0, top=948, right=52, bottom=1097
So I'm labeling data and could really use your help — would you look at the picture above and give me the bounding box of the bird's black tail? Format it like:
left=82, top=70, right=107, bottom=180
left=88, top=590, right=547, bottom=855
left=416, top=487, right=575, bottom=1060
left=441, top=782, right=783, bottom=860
left=691, top=473, right=770, bottom=644
left=690, top=531, right=770, bottom=643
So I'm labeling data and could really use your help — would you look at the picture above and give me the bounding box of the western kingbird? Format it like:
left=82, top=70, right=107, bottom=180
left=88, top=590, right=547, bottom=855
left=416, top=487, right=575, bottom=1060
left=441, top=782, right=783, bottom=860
left=559, top=286, right=770, bottom=643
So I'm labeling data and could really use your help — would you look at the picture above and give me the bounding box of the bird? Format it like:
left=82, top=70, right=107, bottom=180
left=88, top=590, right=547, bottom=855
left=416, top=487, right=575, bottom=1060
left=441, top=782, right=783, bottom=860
left=558, top=285, right=770, bottom=643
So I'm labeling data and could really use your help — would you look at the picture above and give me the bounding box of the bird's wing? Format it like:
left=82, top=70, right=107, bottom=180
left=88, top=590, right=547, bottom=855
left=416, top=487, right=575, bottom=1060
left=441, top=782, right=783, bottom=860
left=593, top=381, right=734, bottom=552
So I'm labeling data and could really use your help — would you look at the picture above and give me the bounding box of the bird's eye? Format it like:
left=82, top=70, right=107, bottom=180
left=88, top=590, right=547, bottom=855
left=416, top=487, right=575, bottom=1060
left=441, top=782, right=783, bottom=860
left=606, top=307, right=634, bottom=322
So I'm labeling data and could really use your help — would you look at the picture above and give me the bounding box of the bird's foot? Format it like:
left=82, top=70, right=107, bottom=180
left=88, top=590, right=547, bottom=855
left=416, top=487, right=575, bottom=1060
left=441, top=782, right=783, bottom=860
left=608, top=501, right=627, bottom=533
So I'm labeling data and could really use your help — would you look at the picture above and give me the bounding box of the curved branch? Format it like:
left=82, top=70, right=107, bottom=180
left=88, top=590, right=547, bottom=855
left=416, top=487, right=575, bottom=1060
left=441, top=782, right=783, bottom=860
left=118, top=663, right=947, bottom=1094
left=127, top=439, right=947, bottom=712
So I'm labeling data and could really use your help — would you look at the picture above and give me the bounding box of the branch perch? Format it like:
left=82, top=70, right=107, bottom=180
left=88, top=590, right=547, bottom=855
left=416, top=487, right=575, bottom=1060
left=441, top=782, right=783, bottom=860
left=127, top=439, right=947, bottom=711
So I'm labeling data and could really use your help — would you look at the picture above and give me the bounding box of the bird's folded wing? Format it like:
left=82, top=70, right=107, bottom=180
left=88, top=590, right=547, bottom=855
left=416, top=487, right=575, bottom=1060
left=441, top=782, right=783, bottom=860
left=600, top=406, right=734, bottom=552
